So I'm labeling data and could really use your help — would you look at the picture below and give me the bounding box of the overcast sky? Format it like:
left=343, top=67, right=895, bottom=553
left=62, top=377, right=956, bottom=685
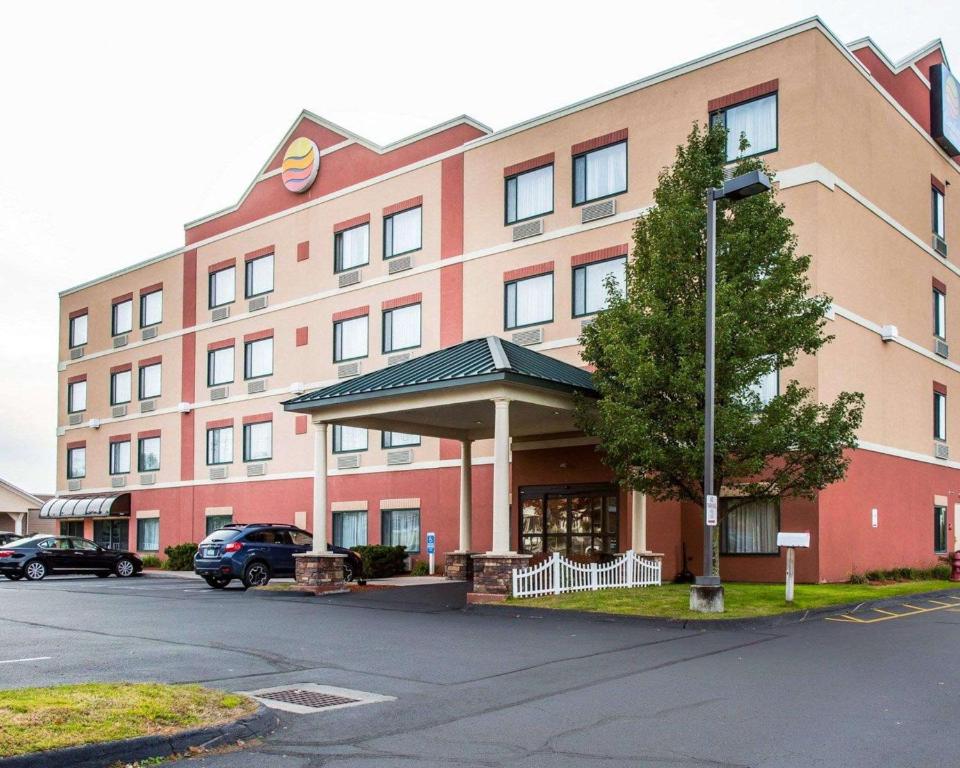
left=0, top=1, right=956, bottom=494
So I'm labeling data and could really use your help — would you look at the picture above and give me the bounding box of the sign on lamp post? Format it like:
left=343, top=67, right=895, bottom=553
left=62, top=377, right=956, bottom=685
left=426, top=532, right=436, bottom=575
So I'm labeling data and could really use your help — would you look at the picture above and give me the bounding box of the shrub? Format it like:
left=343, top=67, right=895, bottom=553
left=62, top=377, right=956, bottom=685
left=410, top=560, right=430, bottom=576
left=353, top=545, right=407, bottom=578
left=141, top=555, right=163, bottom=569
left=163, top=543, right=198, bottom=571
left=849, top=572, right=867, bottom=584
left=853, top=565, right=952, bottom=583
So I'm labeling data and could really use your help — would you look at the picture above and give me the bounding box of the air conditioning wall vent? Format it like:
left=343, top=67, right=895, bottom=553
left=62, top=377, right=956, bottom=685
left=141, top=326, right=158, bottom=341
left=139, top=473, right=157, bottom=486
left=211, top=306, right=230, bottom=322
left=248, top=295, right=268, bottom=312
left=935, top=338, right=949, bottom=359
left=336, top=454, right=361, bottom=470
left=338, top=361, right=361, bottom=379
left=387, top=449, right=414, bottom=466
left=111, top=475, right=127, bottom=488
left=512, top=328, right=543, bottom=347
left=67, top=479, right=81, bottom=491
left=111, top=405, right=128, bottom=418
left=581, top=198, right=617, bottom=224
left=512, top=219, right=543, bottom=241
left=338, top=270, right=361, bottom=288
left=70, top=347, right=85, bottom=360
left=68, top=413, right=84, bottom=426
left=209, top=466, right=228, bottom=481
left=246, top=463, right=267, bottom=477
left=140, top=399, right=156, bottom=413
left=935, top=441, right=950, bottom=460
left=388, top=255, right=413, bottom=274
left=209, top=386, right=229, bottom=401
left=247, top=379, right=267, bottom=394
left=933, top=235, right=948, bottom=258
left=387, top=352, right=411, bottom=366
left=112, top=334, right=129, bottom=348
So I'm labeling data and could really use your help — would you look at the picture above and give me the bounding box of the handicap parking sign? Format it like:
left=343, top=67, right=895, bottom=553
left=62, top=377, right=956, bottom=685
left=426, top=532, right=436, bottom=554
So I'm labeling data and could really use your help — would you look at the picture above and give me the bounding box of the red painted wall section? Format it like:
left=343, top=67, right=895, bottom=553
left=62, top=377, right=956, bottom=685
left=852, top=46, right=943, bottom=134
left=186, top=121, right=485, bottom=244
left=817, top=448, right=960, bottom=582
left=439, top=154, right=466, bottom=461
left=180, top=251, right=197, bottom=483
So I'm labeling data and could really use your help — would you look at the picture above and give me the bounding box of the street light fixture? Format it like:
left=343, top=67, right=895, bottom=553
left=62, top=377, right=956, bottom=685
left=692, top=169, right=772, bottom=611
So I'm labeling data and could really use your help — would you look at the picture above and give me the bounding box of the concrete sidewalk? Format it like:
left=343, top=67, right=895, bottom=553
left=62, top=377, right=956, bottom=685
left=142, top=569, right=448, bottom=587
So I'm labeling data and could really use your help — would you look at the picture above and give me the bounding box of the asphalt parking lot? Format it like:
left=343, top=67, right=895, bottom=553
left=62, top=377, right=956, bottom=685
left=1, top=575, right=959, bottom=767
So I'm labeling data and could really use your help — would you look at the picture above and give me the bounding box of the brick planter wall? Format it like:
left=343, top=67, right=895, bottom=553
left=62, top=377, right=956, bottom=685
left=444, top=551, right=477, bottom=581
left=294, top=553, right=348, bottom=595
left=471, top=554, right=531, bottom=595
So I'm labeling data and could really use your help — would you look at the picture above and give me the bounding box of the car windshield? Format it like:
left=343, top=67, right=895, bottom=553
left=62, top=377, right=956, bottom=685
left=199, top=529, right=238, bottom=545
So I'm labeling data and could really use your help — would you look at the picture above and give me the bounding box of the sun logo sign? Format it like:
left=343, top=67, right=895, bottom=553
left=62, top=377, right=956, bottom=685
left=281, top=137, right=320, bottom=193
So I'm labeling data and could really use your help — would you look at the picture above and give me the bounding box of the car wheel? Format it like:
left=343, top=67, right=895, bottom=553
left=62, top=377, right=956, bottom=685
left=3, top=573, right=22, bottom=581
left=204, top=575, right=230, bottom=589
left=24, top=560, right=47, bottom=581
left=242, top=561, right=271, bottom=589
left=342, top=562, right=355, bottom=582
left=115, top=559, right=136, bottom=578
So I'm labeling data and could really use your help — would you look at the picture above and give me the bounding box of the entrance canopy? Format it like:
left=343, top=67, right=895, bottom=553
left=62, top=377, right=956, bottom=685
left=39, top=493, right=131, bottom=519
left=283, top=336, right=597, bottom=439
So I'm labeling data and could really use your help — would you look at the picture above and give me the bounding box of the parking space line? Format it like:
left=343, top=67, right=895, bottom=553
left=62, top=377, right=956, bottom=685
left=0, top=656, right=52, bottom=664
left=826, top=597, right=960, bottom=624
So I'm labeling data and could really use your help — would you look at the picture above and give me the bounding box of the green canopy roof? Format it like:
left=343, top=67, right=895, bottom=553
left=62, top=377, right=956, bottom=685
left=283, top=336, right=597, bottom=412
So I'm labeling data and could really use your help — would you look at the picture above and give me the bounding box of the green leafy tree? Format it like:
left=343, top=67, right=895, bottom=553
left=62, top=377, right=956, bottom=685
left=576, top=124, right=864, bottom=576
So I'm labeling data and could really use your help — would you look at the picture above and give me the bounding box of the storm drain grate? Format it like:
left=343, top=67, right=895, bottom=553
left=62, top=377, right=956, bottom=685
left=256, top=689, right=358, bottom=709
left=242, top=683, right=397, bottom=714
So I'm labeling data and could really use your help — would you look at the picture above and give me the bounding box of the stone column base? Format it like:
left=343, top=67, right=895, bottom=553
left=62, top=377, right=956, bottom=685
left=294, top=553, right=348, bottom=595
left=470, top=553, right=532, bottom=596
left=444, top=551, right=478, bottom=581
left=689, top=584, right=725, bottom=613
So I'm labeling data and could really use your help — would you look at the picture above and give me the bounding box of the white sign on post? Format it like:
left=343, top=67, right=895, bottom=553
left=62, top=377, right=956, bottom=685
left=426, top=532, right=436, bottom=575
left=776, top=531, right=811, bottom=603
left=705, top=495, right=718, bottom=526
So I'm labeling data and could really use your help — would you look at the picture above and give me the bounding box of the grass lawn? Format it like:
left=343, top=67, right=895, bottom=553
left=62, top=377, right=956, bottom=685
left=0, top=682, right=257, bottom=757
left=506, top=580, right=958, bottom=620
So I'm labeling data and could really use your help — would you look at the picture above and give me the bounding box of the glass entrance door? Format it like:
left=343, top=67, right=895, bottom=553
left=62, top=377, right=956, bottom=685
left=520, top=485, right=620, bottom=556
left=93, top=519, right=129, bottom=550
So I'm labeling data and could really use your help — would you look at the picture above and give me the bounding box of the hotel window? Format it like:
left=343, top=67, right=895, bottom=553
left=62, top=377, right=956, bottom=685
left=384, top=206, right=421, bottom=258
left=381, top=508, right=420, bottom=553
left=207, top=346, right=234, bottom=386
left=206, top=426, right=233, bottom=465
left=112, top=298, right=133, bottom=336
left=933, top=187, right=945, bottom=240
left=934, top=390, right=947, bottom=441
left=382, top=431, right=420, bottom=448
left=935, top=505, right=948, bottom=553
left=505, top=273, right=553, bottom=330
left=67, top=446, right=85, bottom=479
left=244, top=337, right=273, bottom=379
left=138, top=436, right=160, bottom=472
left=138, top=363, right=161, bottom=400
left=67, top=380, right=86, bottom=414
left=711, top=93, right=778, bottom=161
left=333, top=511, right=368, bottom=548
left=520, top=488, right=619, bottom=555
left=243, top=421, right=272, bottom=462
left=934, top=288, right=947, bottom=339
left=109, top=440, right=131, bottom=475
left=506, top=164, right=554, bottom=224
left=209, top=265, right=236, bottom=308
left=60, top=521, right=83, bottom=537
left=334, top=223, right=370, bottom=272
left=573, top=257, right=626, bottom=317
left=720, top=497, right=779, bottom=554
left=573, top=142, right=627, bottom=205
left=69, top=314, right=87, bottom=348
left=137, top=518, right=159, bottom=552
left=140, top=289, right=162, bottom=327
left=382, top=303, right=421, bottom=353
left=206, top=514, right=233, bottom=535
left=110, top=369, right=132, bottom=405
left=332, top=425, right=367, bottom=453
left=245, top=254, right=274, bottom=298
left=334, top=315, right=368, bottom=362
left=748, top=367, right=779, bottom=405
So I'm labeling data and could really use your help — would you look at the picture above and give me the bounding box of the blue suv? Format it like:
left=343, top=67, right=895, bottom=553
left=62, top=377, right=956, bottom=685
left=193, top=523, right=363, bottom=589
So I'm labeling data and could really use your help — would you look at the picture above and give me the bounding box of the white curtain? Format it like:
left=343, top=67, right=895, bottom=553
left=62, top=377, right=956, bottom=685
left=113, top=370, right=131, bottom=404
left=339, top=224, right=369, bottom=269
left=515, top=165, right=553, bottom=220
left=111, top=441, right=131, bottom=474
left=747, top=368, right=778, bottom=405
left=388, top=207, right=421, bottom=256
left=69, top=447, right=86, bottom=478
left=247, top=338, right=273, bottom=378
left=211, top=267, right=235, bottom=306
left=247, top=255, right=274, bottom=295
left=335, top=512, right=367, bottom=548
left=138, top=519, right=159, bottom=551
left=385, top=431, right=419, bottom=447
left=113, top=300, right=132, bottom=334
left=211, top=347, right=234, bottom=385
left=725, top=94, right=777, bottom=158
left=208, top=427, right=233, bottom=463
left=69, top=381, right=86, bottom=412
left=510, top=273, right=553, bottom=327
left=577, top=258, right=626, bottom=315
left=385, top=509, right=420, bottom=552
left=142, top=291, right=163, bottom=325
left=140, top=363, right=161, bottom=398
left=336, top=426, right=367, bottom=452
left=585, top=142, right=627, bottom=201
left=246, top=422, right=272, bottom=460
left=337, top=316, right=368, bottom=360
left=722, top=498, right=777, bottom=553
left=71, top=314, right=87, bottom=346
left=386, top=304, right=420, bottom=351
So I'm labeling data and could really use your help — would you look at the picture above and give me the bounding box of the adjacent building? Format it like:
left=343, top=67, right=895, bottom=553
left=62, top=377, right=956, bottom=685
left=49, top=18, right=960, bottom=582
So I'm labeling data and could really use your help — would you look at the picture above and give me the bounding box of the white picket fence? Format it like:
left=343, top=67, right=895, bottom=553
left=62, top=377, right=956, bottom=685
left=511, top=550, right=662, bottom=599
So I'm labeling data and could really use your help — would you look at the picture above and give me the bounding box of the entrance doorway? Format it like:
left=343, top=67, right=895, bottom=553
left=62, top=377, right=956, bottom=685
left=93, top=519, right=129, bottom=550
left=519, top=484, right=620, bottom=556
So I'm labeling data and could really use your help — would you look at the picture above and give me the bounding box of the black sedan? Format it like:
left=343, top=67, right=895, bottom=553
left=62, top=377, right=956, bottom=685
left=0, top=532, right=22, bottom=546
left=0, top=535, right=143, bottom=581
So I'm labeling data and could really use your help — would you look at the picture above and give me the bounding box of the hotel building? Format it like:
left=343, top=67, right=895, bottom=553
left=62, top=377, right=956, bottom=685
left=49, top=18, right=960, bottom=584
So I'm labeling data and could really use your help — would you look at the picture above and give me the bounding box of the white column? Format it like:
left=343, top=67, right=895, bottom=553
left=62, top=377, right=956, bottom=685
left=459, top=439, right=473, bottom=552
left=631, top=491, right=647, bottom=553
left=14, top=513, right=25, bottom=536
left=490, top=398, right=512, bottom=554
left=312, top=422, right=328, bottom=554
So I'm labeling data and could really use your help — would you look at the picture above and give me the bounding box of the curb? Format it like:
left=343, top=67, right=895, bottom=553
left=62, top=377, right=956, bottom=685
left=0, top=702, right=278, bottom=768
left=467, top=586, right=960, bottom=631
